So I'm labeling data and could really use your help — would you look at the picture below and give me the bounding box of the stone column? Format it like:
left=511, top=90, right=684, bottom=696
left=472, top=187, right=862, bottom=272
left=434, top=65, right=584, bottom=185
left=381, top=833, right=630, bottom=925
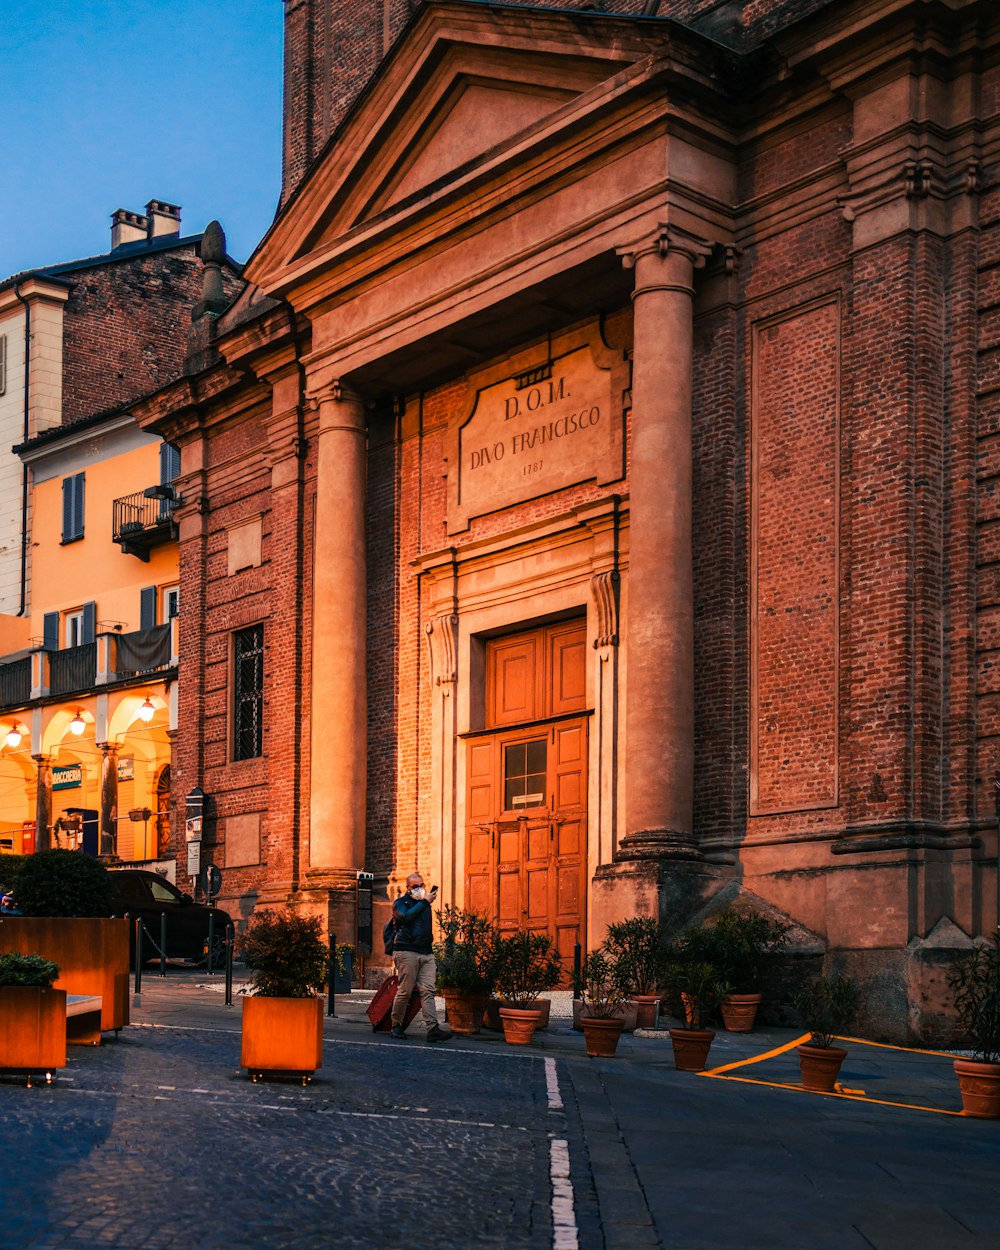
left=308, top=381, right=367, bottom=874
left=98, top=742, right=120, bottom=859
left=619, top=228, right=709, bottom=860
left=33, top=754, right=53, bottom=852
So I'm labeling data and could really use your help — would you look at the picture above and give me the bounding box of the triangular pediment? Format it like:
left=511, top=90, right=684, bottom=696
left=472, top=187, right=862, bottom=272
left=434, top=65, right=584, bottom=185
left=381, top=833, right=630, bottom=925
left=248, top=4, right=657, bottom=290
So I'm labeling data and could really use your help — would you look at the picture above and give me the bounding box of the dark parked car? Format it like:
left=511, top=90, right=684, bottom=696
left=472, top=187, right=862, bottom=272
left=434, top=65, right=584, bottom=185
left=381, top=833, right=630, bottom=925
left=108, top=869, right=231, bottom=966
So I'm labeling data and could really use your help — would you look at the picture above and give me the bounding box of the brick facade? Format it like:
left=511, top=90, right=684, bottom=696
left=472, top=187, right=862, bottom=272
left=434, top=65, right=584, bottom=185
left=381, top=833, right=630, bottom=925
left=137, top=0, right=1000, bottom=1041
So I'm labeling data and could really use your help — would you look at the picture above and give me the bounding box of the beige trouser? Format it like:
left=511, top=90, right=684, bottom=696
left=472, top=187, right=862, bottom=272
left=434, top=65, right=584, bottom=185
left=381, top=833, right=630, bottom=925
left=391, top=950, right=440, bottom=1032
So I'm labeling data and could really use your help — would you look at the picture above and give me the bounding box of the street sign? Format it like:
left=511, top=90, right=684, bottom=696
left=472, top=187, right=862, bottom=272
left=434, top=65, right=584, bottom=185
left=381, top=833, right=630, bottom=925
left=356, top=870, right=373, bottom=957
left=187, top=841, right=201, bottom=877
left=199, top=863, right=222, bottom=903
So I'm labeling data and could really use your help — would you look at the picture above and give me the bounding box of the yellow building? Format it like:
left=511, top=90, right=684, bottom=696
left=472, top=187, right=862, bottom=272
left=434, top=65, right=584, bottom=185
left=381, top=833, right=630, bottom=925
left=0, top=415, right=179, bottom=863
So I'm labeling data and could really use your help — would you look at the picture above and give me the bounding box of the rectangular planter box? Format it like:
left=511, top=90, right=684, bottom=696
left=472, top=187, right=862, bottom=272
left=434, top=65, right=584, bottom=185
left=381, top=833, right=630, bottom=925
left=241, top=995, right=324, bottom=1079
left=0, top=917, right=130, bottom=1033
left=0, top=986, right=67, bottom=1077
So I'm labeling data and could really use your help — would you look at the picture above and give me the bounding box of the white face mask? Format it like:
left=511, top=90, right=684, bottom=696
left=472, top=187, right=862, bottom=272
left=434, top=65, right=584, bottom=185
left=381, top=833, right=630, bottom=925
left=411, top=887, right=426, bottom=900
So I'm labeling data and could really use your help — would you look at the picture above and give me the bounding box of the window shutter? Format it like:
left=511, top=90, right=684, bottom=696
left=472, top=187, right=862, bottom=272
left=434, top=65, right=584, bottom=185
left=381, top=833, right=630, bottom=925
left=140, top=586, right=157, bottom=630
left=160, top=442, right=180, bottom=485
left=82, top=601, right=96, bottom=644
left=62, top=478, right=73, bottom=542
left=61, top=473, right=85, bottom=541
left=74, top=473, right=85, bottom=538
left=0, top=335, right=6, bottom=397
left=43, top=612, right=59, bottom=650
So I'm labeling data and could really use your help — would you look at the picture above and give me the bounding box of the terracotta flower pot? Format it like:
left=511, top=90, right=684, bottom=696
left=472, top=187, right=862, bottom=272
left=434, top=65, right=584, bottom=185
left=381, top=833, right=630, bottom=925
left=498, top=1005, right=543, bottom=1045
left=797, top=1043, right=848, bottom=1092
left=953, top=1058, right=1000, bottom=1119
left=440, top=989, right=488, bottom=1035
left=720, top=993, right=762, bottom=1033
left=0, top=986, right=67, bottom=1083
left=241, top=995, right=324, bottom=1083
left=485, top=996, right=551, bottom=1031
left=572, top=998, right=638, bottom=1033
left=580, top=1016, right=625, bottom=1057
left=668, top=1027, right=716, bottom=1071
left=632, top=994, right=660, bottom=1029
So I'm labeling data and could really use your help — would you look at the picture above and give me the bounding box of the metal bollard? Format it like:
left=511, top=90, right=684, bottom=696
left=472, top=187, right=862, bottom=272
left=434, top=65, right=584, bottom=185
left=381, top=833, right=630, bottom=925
left=206, top=911, right=216, bottom=976
left=134, top=917, right=143, bottom=995
left=159, top=912, right=167, bottom=977
left=573, top=942, right=582, bottom=1000
left=327, top=932, right=336, bottom=1017
left=225, top=922, right=234, bottom=1007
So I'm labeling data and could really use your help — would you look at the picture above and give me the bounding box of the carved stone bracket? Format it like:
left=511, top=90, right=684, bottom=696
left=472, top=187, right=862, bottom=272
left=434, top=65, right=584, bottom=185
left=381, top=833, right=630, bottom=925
left=425, top=613, right=459, bottom=687
left=591, top=571, right=620, bottom=648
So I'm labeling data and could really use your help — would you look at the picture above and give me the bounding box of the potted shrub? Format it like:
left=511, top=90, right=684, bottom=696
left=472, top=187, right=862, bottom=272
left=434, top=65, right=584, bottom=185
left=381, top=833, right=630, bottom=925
left=0, top=850, right=128, bottom=1035
left=492, top=929, right=562, bottom=1045
left=578, top=949, right=631, bottom=1057
left=663, top=936, right=729, bottom=1071
left=434, top=907, right=497, bottom=1035
left=705, top=906, right=790, bottom=1032
left=0, top=952, right=66, bottom=1084
left=793, top=974, right=861, bottom=1092
left=237, top=909, right=329, bottom=1083
left=604, top=916, right=663, bottom=1028
left=947, top=936, right=1000, bottom=1118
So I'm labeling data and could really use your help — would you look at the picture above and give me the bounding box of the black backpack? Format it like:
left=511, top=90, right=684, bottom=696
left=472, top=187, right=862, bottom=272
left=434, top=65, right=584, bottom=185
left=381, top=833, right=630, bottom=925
left=383, top=915, right=398, bottom=956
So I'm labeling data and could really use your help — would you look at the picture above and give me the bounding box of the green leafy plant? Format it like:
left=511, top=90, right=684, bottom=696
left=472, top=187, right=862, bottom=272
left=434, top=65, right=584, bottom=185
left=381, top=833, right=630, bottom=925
left=13, top=850, right=112, bottom=918
left=662, top=952, right=730, bottom=1030
left=603, top=916, right=664, bottom=996
left=947, top=937, right=1000, bottom=1064
left=236, top=908, right=329, bottom=998
left=793, top=975, right=860, bottom=1048
left=491, top=929, right=562, bottom=1007
left=0, top=952, right=60, bottom=987
left=0, top=853, right=29, bottom=900
left=434, top=906, right=499, bottom=996
left=703, top=906, right=790, bottom=994
left=334, top=943, right=354, bottom=978
left=581, top=949, right=631, bottom=1019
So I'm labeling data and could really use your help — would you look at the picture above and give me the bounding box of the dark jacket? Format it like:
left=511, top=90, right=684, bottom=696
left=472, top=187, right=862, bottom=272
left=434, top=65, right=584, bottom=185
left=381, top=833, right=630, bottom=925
left=392, top=893, right=433, bottom=955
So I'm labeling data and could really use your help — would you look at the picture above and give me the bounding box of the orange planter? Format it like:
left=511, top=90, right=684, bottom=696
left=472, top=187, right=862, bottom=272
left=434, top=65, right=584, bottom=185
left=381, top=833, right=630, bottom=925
left=241, top=995, right=324, bottom=1083
left=498, top=1006, right=543, bottom=1045
left=720, top=993, right=762, bottom=1033
left=0, top=987, right=67, bottom=1083
left=668, top=1027, right=716, bottom=1071
left=632, top=994, right=660, bottom=1029
left=797, top=1043, right=848, bottom=1092
left=953, top=1058, right=1000, bottom=1118
left=0, top=917, right=129, bottom=1034
left=440, top=989, right=489, bottom=1035
left=580, top=1016, right=624, bottom=1057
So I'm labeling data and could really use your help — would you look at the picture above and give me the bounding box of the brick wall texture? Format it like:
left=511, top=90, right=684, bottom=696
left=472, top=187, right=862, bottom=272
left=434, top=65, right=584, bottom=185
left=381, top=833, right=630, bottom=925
left=157, top=0, right=1000, bottom=1001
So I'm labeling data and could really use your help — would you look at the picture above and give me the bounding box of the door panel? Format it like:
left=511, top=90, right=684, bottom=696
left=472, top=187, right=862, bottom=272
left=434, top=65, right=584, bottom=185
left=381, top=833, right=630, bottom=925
left=548, top=623, right=587, bottom=716
left=469, top=620, right=589, bottom=980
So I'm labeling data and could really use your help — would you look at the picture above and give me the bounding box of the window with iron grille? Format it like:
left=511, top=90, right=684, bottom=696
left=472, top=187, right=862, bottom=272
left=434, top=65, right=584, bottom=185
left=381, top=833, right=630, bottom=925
left=233, top=624, right=264, bottom=760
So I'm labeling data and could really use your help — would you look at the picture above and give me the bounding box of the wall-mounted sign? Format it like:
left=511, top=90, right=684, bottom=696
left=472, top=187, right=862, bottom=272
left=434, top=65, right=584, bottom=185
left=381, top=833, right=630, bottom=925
left=53, top=764, right=83, bottom=791
left=450, top=342, right=621, bottom=531
left=187, top=840, right=201, bottom=877
left=185, top=817, right=202, bottom=842
left=117, top=756, right=134, bottom=782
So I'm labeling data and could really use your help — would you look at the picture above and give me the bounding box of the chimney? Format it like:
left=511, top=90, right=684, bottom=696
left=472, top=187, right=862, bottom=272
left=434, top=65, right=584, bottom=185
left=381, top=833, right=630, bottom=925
left=111, top=209, right=148, bottom=249
left=146, top=200, right=181, bottom=240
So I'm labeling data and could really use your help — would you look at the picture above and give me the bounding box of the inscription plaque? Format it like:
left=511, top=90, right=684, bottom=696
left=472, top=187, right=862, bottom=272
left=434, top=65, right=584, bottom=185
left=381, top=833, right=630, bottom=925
left=451, top=343, right=618, bottom=530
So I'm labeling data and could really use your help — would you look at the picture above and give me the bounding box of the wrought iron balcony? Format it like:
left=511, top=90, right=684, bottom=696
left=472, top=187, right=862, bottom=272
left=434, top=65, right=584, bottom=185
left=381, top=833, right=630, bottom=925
left=112, top=488, right=178, bottom=561
left=0, top=655, right=31, bottom=710
left=50, top=642, right=97, bottom=697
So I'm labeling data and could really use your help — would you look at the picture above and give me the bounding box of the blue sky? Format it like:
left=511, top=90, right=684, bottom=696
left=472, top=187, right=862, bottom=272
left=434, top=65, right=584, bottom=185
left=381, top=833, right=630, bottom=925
left=1, top=0, right=284, bottom=278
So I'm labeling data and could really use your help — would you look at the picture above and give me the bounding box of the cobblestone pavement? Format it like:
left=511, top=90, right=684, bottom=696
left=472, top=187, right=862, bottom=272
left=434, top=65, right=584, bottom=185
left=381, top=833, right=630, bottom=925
left=3, top=976, right=1000, bottom=1250
left=0, top=1009, right=565, bottom=1250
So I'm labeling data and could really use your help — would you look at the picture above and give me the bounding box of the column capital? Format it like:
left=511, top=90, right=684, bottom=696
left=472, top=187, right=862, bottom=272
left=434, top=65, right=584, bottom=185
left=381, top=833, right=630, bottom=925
left=305, top=377, right=367, bottom=409
left=96, top=741, right=120, bottom=755
left=617, top=225, right=713, bottom=276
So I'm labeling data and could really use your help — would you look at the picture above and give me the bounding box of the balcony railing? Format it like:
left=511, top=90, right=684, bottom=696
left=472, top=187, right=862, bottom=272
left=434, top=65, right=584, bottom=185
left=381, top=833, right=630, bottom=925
left=0, top=656, right=30, bottom=708
left=50, top=642, right=97, bottom=696
left=112, top=489, right=178, bottom=561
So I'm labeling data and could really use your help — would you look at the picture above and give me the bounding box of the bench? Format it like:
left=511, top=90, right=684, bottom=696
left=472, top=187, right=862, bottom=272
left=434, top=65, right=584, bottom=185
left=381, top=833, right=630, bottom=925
left=66, top=995, right=103, bottom=1046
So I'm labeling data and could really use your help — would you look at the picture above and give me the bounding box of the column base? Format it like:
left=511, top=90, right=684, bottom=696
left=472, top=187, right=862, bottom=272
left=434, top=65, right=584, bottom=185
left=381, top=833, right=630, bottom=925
left=616, top=828, right=703, bottom=862
left=591, top=857, right=723, bottom=936
left=292, top=868, right=359, bottom=944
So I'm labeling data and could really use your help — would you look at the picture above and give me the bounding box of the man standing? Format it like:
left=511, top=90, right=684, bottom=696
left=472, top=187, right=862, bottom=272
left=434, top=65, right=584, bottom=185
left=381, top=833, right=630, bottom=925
left=390, top=872, right=450, bottom=1043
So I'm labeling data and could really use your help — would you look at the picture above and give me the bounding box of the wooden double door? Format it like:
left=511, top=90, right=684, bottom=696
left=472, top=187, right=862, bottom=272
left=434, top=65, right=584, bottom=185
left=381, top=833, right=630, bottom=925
left=465, top=620, right=588, bottom=974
